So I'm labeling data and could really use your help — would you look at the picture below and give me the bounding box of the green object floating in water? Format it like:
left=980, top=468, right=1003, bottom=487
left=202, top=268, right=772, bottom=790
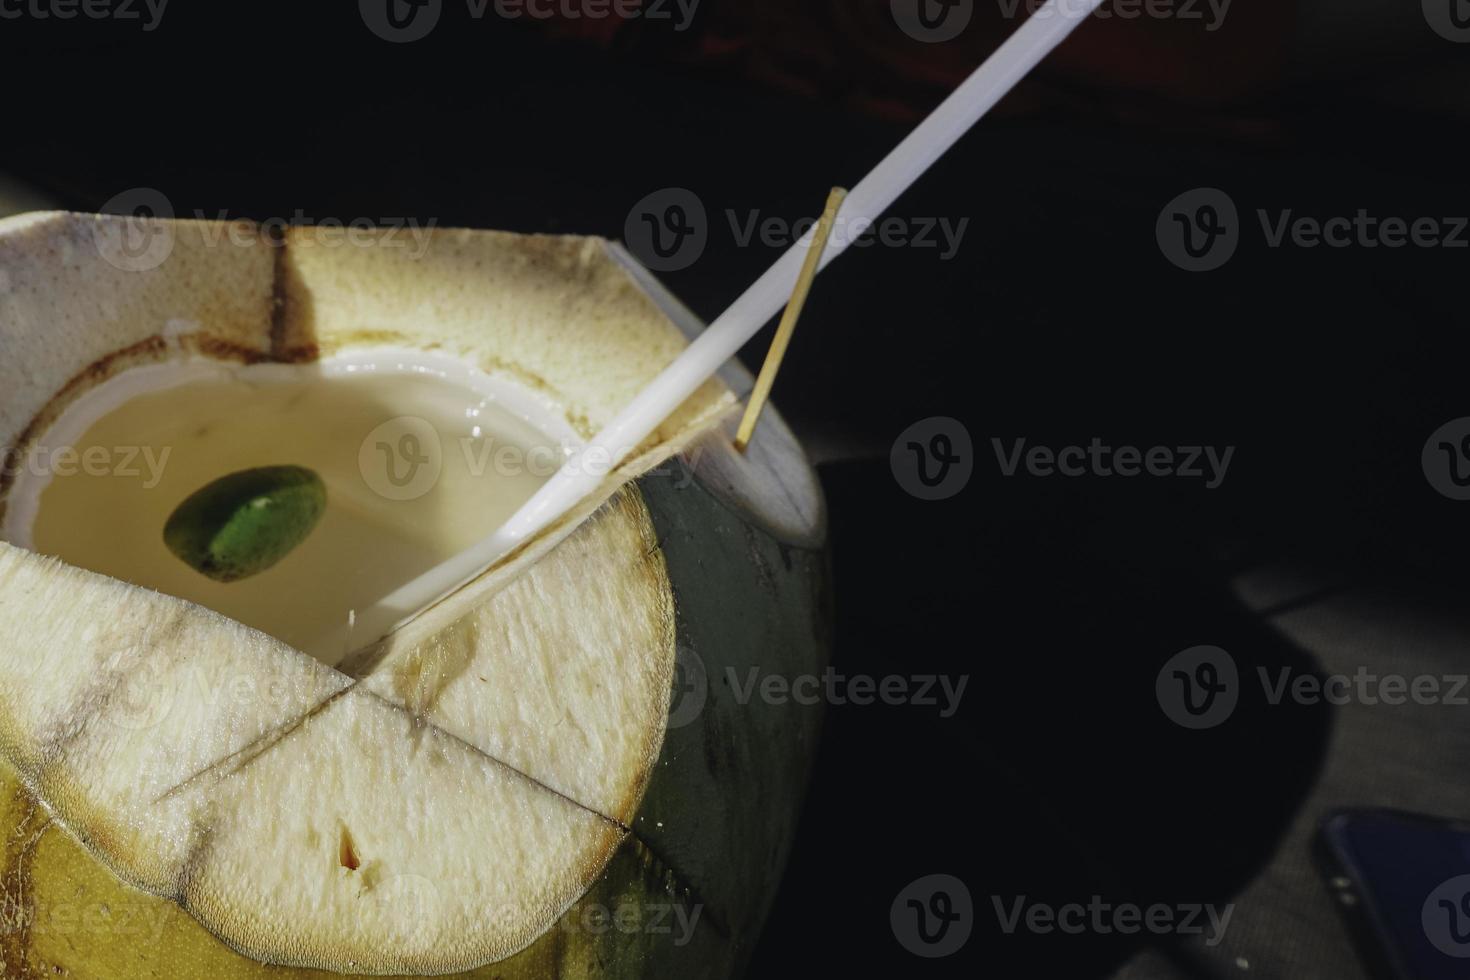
left=163, top=465, right=326, bottom=582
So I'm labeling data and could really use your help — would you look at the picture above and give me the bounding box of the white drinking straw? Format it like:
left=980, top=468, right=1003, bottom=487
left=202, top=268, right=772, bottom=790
left=368, top=0, right=1105, bottom=641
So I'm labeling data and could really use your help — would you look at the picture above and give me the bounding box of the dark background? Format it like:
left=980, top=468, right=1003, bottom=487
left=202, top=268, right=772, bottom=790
left=4, top=1, right=1470, bottom=976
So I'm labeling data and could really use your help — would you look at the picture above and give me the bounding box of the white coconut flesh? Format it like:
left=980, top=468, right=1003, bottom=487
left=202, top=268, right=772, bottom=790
left=0, top=212, right=736, bottom=974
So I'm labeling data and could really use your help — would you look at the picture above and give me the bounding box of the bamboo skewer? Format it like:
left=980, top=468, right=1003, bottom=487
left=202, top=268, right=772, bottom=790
left=733, top=187, right=847, bottom=452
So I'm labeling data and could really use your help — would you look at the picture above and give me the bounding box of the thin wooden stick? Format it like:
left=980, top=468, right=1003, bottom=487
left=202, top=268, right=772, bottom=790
left=734, top=186, right=847, bottom=452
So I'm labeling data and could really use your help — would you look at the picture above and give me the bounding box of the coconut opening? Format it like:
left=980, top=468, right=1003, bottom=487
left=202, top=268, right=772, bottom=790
left=3, top=348, right=581, bottom=667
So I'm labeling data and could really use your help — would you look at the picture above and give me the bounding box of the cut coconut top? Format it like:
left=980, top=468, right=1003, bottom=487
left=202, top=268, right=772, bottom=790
left=0, top=213, right=736, bottom=974
left=0, top=214, right=731, bottom=483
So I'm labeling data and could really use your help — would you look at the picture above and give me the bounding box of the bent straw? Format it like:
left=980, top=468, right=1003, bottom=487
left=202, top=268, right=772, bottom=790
left=369, top=0, right=1106, bottom=641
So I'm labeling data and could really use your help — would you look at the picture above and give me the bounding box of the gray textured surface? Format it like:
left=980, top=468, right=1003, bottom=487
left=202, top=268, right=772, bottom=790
left=1114, top=565, right=1470, bottom=980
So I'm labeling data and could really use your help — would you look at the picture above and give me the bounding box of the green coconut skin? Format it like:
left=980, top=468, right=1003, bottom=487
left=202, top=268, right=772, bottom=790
left=626, top=472, right=830, bottom=976
left=162, top=466, right=326, bottom=583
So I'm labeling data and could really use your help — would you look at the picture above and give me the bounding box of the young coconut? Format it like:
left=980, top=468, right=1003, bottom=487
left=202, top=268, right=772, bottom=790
left=0, top=212, right=829, bottom=977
